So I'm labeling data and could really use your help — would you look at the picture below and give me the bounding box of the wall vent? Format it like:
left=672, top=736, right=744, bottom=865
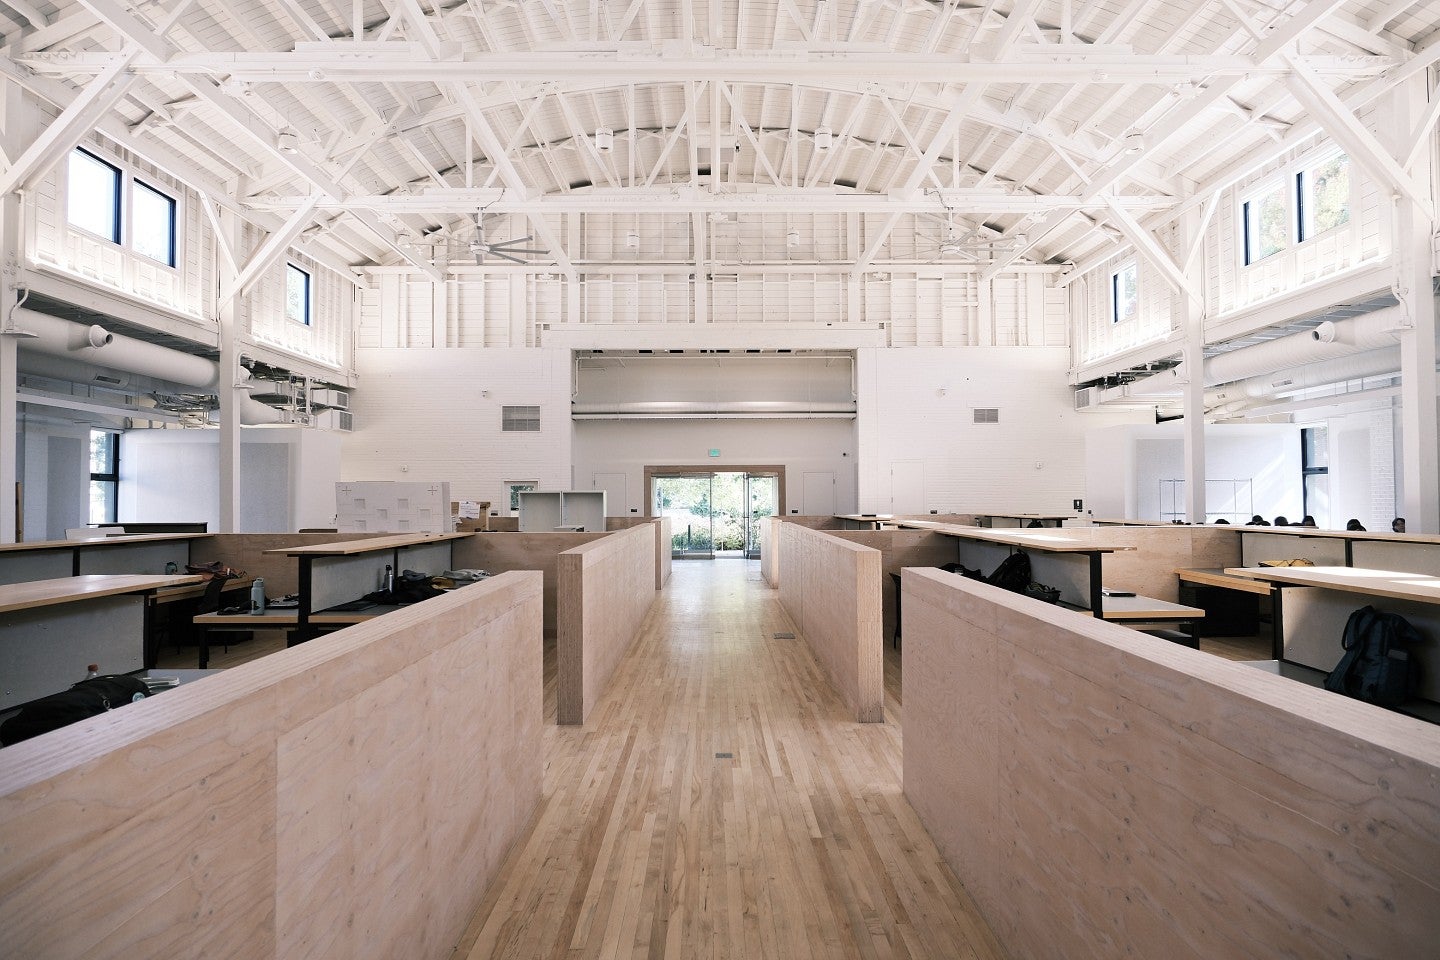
left=502, top=405, right=541, bottom=432
left=973, top=407, right=1000, bottom=424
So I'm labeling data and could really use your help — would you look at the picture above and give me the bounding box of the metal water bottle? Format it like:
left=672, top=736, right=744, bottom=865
left=250, top=578, right=265, bottom=615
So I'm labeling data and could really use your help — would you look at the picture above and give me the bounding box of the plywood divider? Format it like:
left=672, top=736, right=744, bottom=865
left=776, top=523, right=883, bottom=722
left=192, top=533, right=391, bottom=596
left=0, top=571, right=545, bottom=960
left=453, top=531, right=611, bottom=637
left=828, top=529, right=954, bottom=642
left=655, top=517, right=672, bottom=588
left=902, top=567, right=1440, bottom=960
left=556, top=525, right=658, bottom=725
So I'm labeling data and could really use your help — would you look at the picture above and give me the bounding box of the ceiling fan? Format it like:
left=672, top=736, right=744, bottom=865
left=913, top=216, right=1008, bottom=264
left=460, top=213, right=549, bottom=265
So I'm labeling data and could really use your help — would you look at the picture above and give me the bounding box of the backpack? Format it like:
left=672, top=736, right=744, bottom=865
left=986, top=551, right=1032, bottom=594
left=1323, top=606, right=1419, bottom=708
left=0, top=675, right=150, bottom=746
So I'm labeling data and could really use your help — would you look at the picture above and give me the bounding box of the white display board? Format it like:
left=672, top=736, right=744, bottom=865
left=336, top=481, right=453, bottom=533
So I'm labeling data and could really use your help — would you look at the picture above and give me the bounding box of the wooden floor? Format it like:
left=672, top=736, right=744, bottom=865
left=455, top=560, right=1005, bottom=960
left=151, top=563, right=1273, bottom=959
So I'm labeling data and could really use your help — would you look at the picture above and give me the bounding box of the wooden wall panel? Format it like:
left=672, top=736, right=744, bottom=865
left=1066, top=526, right=1242, bottom=601
left=776, top=523, right=884, bottom=722
left=194, top=533, right=390, bottom=596
left=829, top=529, right=954, bottom=642
left=655, top=518, right=672, bottom=588
left=453, top=531, right=609, bottom=637
left=0, top=571, right=544, bottom=960
left=556, top=525, right=657, bottom=725
left=903, top=568, right=1440, bottom=960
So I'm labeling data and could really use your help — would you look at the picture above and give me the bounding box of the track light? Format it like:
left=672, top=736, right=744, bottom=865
left=814, top=126, right=833, bottom=151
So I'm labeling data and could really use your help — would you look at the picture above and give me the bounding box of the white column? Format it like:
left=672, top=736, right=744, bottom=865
left=1391, top=77, right=1438, bottom=534
left=0, top=83, right=36, bottom=543
left=216, top=207, right=243, bottom=533
left=1180, top=203, right=1208, bottom=523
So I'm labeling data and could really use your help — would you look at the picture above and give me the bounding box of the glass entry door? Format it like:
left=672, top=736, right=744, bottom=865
left=654, top=471, right=779, bottom=559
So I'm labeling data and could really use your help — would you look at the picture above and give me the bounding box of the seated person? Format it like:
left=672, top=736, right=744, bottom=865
left=1346, top=518, right=1366, bottom=531
left=1299, top=515, right=1317, bottom=527
left=1393, top=517, right=1407, bottom=533
left=1214, top=518, right=1230, bottom=524
left=1273, top=515, right=1290, bottom=526
left=1247, top=515, right=1270, bottom=526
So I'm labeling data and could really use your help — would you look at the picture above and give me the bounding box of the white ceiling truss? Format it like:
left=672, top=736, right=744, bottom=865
left=0, top=0, right=1434, bottom=280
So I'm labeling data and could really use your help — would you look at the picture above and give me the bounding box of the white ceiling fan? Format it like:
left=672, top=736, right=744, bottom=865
left=459, top=213, right=549, bottom=265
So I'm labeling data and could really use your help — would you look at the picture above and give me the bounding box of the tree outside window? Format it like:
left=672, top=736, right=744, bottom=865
left=1243, top=182, right=1288, bottom=264
left=1299, top=153, right=1350, bottom=241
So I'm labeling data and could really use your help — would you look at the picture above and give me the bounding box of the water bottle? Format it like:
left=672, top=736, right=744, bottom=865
left=383, top=564, right=394, bottom=593
left=250, top=578, right=265, bottom=615
left=83, top=663, right=100, bottom=680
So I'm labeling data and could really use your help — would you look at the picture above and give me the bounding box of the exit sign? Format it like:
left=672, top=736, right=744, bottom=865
left=708, top=448, right=721, bottom=457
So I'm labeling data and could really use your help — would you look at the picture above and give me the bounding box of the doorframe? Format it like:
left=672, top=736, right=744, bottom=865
left=643, top=465, right=787, bottom=519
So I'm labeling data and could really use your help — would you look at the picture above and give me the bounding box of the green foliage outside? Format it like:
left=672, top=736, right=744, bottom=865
left=658, top=474, right=775, bottom=553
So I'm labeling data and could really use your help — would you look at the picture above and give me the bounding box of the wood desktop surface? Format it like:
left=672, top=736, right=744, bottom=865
left=268, top=531, right=473, bottom=556
left=0, top=574, right=203, bottom=614
left=0, top=533, right=204, bottom=553
left=1098, top=594, right=1205, bottom=621
left=1225, top=566, right=1440, bottom=605
left=1175, top=567, right=1275, bottom=595
left=896, top=520, right=1134, bottom=553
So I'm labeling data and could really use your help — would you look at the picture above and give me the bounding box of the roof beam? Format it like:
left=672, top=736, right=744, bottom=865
left=1283, top=52, right=1430, bottom=213
left=245, top=186, right=1178, bottom=216
left=1101, top=197, right=1198, bottom=304
left=219, top=194, right=322, bottom=308
left=23, top=49, right=1394, bottom=85
left=981, top=0, right=1358, bottom=280
left=0, top=50, right=137, bottom=196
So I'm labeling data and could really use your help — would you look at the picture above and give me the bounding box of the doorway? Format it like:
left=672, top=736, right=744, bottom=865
left=648, top=467, right=783, bottom=559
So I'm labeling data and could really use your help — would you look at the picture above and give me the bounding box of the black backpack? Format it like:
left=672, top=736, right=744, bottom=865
left=0, top=675, right=150, bottom=746
left=1323, top=606, right=1419, bottom=708
left=986, top=551, right=1032, bottom=594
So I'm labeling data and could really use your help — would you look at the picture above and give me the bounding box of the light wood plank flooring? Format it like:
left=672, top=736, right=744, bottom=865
left=150, top=563, right=1274, bottom=959
left=454, top=559, right=1006, bottom=960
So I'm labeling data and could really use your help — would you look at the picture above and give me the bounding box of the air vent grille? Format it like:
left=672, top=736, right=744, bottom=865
left=973, top=407, right=1000, bottom=424
left=502, top=405, right=541, bottom=432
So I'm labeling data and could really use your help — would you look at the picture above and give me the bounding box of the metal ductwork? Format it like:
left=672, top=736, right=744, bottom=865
left=12, top=307, right=283, bottom=425
left=1204, top=346, right=1403, bottom=406
left=570, top=400, right=856, bottom=419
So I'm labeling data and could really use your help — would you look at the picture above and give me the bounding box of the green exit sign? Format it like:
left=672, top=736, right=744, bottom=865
left=708, top=448, right=721, bottom=457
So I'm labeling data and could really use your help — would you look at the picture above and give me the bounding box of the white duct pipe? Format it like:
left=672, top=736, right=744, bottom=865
left=1205, top=346, right=1402, bottom=406
left=1157, top=306, right=1406, bottom=391
left=569, top=400, right=857, bottom=415
left=13, top=308, right=282, bottom=424
left=15, top=307, right=221, bottom=389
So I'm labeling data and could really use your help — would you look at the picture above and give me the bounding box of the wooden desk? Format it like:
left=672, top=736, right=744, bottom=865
left=836, top=514, right=895, bottom=530
left=976, top=513, right=1074, bottom=528
left=896, top=520, right=1133, bottom=614
left=0, top=533, right=203, bottom=586
left=270, top=532, right=472, bottom=644
left=1096, top=594, right=1205, bottom=647
left=1226, top=566, right=1440, bottom=705
left=0, top=574, right=202, bottom=708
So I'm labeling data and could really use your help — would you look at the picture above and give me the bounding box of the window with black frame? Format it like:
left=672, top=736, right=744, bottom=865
left=1301, top=426, right=1329, bottom=526
left=89, top=430, right=119, bottom=525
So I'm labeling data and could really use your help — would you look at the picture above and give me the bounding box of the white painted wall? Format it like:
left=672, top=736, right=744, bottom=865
left=18, top=422, right=92, bottom=541
left=1085, top=421, right=1304, bottom=523
left=342, top=348, right=572, bottom=510
left=119, top=426, right=340, bottom=531
left=856, top=347, right=1147, bottom=514
left=572, top=418, right=856, bottom=516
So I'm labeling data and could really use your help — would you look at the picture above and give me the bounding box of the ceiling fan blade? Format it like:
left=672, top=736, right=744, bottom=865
left=491, top=248, right=548, bottom=257
left=489, top=235, right=534, bottom=248
left=488, top=250, right=527, bottom=264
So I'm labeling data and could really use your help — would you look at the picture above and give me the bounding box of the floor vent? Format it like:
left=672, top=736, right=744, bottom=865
left=714, top=752, right=734, bottom=759
left=773, top=631, right=795, bottom=639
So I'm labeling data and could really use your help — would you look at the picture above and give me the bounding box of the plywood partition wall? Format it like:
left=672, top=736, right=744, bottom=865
left=776, top=522, right=883, bottom=722
left=0, top=572, right=544, bottom=960
left=829, top=529, right=955, bottom=644
left=453, top=531, right=611, bottom=636
left=193, top=532, right=391, bottom=595
left=557, top=524, right=658, bottom=725
left=655, top=517, right=672, bottom=588
left=901, top=568, right=1440, bottom=960
left=1068, top=525, right=1241, bottom=601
